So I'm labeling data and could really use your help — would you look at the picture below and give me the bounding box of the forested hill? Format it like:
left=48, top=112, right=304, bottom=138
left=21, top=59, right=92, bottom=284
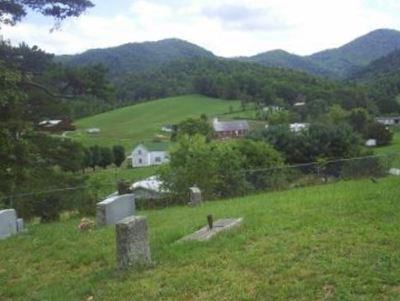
left=245, top=29, right=400, bottom=79
left=351, top=48, right=400, bottom=82
left=117, top=57, right=370, bottom=111
left=57, top=29, right=400, bottom=81
left=238, top=50, right=333, bottom=78
left=308, top=29, right=400, bottom=79
left=349, top=49, right=400, bottom=112
left=56, top=38, right=215, bottom=82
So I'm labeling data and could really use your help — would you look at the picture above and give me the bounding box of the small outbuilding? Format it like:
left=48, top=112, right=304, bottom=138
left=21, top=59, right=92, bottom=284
left=213, top=118, right=249, bottom=140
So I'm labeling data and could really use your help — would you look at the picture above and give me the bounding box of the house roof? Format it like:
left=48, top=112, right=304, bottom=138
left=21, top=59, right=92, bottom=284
left=130, top=176, right=168, bottom=193
left=133, top=141, right=171, bottom=152
left=212, top=119, right=249, bottom=132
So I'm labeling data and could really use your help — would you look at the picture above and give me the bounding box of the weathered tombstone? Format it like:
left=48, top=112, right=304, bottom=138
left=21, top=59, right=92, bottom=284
left=16, top=218, right=25, bottom=233
left=0, top=209, right=17, bottom=239
left=188, top=186, right=202, bottom=207
left=180, top=218, right=243, bottom=242
left=116, top=216, right=151, bottom=269
left=96, top=194, right=135, bottom=227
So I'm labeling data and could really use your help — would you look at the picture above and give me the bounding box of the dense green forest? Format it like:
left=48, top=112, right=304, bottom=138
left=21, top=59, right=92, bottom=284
left=59, top=29, right=400, bottom=81
left=56, top=38, right=214, bottom=83
left=116, top=57, right=399, bottom=116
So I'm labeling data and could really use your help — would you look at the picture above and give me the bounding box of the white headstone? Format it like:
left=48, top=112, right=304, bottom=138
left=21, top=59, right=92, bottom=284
left=0, top=209, right=17, bottom=239
left=96, top=194, right=135, bottom=227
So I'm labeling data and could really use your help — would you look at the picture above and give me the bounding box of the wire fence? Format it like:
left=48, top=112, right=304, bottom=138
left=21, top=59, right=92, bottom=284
left=1, top=152, right=399, bottom=217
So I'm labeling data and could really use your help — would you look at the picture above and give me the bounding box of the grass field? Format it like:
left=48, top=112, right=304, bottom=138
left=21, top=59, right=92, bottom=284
left=2, top=177, right=400, bottom=300
left=69, top=95, right=243, bottom=149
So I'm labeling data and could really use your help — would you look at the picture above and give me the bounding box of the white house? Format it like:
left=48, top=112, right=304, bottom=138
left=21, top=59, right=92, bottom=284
left=376, top=116, right=400, bottom=126
left=130, top=144, right=169, bottom=168
left=290, top=123, right=309, bottom=133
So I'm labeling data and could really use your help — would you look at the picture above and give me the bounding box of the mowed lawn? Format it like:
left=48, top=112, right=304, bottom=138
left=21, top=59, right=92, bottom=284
left=2, top=177, right=400, bottom=300
left=69, top=95, right=242, bottom=149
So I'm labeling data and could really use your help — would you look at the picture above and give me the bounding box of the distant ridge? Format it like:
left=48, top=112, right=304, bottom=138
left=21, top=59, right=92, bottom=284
left=56, top=38, right=215, bottom=81
left=57, top=28, right=400, bottom=80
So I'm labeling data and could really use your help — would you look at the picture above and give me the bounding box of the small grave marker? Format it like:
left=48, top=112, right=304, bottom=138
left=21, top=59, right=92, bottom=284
left=180, top=218, right=243, bottom=242
left=116, top=216, right=151, bottom=269
left=188, top=186, right=202, bottom=207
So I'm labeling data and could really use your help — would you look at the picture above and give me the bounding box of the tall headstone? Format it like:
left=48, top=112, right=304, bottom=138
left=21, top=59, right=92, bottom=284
left=96, top=194, right=135, bottom=227
left=0, top=209, right=17, bottom=239
left=116, top=216, right=151, bottom=269
left=188, top=186, right=202, bottom=207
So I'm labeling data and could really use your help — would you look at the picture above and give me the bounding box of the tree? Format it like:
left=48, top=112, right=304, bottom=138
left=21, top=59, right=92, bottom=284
left=98, top=147, right=113, bottom=169
left=0, top=0, right=94, bottom=27
left=113, top=145, right=125, bottom=167
left=250, top=123, right=362, bottom=164
left=364, top=122, right=393, bottom=146
left=172, top=117, right=213, bottom=141
left=348, top=108, right=371, bottom=134
left=88, top=145, right=100, bottom=171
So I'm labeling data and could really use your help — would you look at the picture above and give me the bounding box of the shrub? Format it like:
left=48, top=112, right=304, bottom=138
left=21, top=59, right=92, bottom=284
left=341, top=156, right=387, bottom=179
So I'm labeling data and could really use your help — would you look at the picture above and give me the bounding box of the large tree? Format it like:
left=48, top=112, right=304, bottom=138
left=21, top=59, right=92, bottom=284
left=0, top=0, right=94, bottom=27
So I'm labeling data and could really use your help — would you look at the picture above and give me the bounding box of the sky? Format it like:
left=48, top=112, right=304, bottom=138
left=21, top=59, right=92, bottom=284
left=1, top=0, right=400, bottom=57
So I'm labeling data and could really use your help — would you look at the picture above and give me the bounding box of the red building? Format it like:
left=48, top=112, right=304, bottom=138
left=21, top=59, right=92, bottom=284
left=212, top=118, right=249, bottom=140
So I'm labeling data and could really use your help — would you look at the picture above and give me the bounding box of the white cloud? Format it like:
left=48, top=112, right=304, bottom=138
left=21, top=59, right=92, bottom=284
left=1, top=0, right=399, bottom=57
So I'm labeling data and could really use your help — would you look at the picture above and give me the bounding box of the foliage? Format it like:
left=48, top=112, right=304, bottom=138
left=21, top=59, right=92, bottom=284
left=364, top=122, right=393, bottom=146
left=171, top=116, right=213, bottom=141
left=98, top=147, right=113, bottom=169
left=112, top=145, right=125, bottom=167
left=0, top=0, right=94, bottom=26
left=341, top=156, right=387, bottom=179
left=159, top=135, right=285, bottom=201
left=249, top=123, right=362, bottom=164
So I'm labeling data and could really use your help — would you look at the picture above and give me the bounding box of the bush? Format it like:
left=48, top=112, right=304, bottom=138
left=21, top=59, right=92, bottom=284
left=341, top=156, right=387, bottom=179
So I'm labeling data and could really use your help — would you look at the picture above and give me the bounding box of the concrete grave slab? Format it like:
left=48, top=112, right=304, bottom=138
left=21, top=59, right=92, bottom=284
left=0, top=209, right=18, bottom=239
left=96, top=194, right=135, bottom=227
left=180, top=218, right=243, bottom=242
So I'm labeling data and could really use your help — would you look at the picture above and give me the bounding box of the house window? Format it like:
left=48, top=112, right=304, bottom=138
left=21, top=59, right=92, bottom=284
left=155, top=157, right=161, bottom=163
left=138, top=150, right=142, bottom=155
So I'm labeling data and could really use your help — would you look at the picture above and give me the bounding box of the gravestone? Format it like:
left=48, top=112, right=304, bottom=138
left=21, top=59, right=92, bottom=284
left=180, top=218, right=243, bottom=242
left=16, top=218, right=25, bottom=233
left=116, top=215, right=151, bottom=269
left=96, top=194, right=135, bottom=227
left=188, top=186, right=202, bottom=207
left=0, top=209, right=18, bottom=239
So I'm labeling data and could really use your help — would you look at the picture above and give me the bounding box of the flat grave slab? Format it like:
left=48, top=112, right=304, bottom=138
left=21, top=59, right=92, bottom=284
left=180, top=218, right=243, bottom=242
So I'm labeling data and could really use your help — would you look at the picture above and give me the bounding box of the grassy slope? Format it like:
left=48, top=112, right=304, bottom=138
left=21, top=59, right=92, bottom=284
left=2, top=177, right=400, bottom=300
left=69, top=95, right=242, bottom=149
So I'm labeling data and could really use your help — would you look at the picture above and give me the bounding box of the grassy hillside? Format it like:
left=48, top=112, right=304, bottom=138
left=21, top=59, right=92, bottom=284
left=2, top=177, right=400, bottom=300
left=69, top=95, right=242, bottom=150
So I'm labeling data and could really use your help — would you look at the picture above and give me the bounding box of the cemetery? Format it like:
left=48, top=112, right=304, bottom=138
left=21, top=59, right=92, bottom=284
left=1, top=177, right=400, bottom=300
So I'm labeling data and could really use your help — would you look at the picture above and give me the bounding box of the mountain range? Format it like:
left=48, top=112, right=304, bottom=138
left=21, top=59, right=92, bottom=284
left=57, top=28, right=400, bottom=81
